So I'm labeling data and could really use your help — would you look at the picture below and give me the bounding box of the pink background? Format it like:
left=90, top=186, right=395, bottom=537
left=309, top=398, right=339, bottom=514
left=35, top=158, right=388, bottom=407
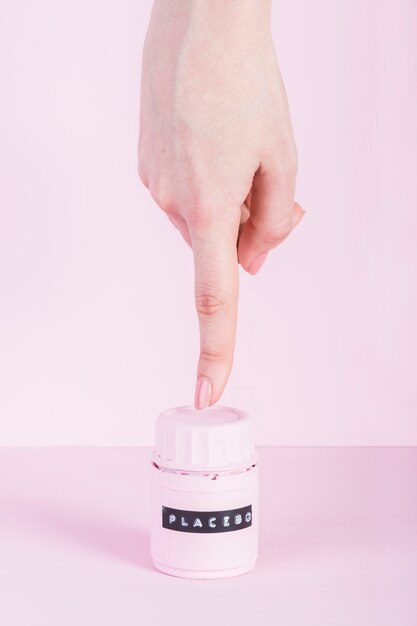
left=0, top=0, right=416, bottom=445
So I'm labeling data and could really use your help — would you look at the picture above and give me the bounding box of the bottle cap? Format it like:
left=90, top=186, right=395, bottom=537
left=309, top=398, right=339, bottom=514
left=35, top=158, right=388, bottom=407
left=152, top=405, right=257, bottom=472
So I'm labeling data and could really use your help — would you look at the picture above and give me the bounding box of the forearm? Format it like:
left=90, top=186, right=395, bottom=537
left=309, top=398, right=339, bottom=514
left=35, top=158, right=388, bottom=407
left=147, top=0, right=272, bottom=44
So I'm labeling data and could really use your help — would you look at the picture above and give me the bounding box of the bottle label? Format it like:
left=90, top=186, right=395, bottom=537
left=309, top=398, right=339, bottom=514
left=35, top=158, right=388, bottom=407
left=162, top=504, right=252, bottom=533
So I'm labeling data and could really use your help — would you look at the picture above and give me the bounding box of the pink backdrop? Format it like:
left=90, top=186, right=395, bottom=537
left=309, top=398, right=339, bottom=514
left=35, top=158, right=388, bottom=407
left=0, top=0, right=416, bottom=445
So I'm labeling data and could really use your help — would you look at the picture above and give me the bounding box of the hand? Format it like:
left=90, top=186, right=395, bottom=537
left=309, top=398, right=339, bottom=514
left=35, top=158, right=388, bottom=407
left=138, top=0, right=304, bottom=409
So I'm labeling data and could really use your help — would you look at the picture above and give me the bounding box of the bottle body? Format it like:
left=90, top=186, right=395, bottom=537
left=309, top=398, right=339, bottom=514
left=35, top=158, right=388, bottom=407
left=151, top=462, right=259, bottom=579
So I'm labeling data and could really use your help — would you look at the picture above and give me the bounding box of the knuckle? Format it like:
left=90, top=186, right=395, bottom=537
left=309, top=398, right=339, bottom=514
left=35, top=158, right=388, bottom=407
left=199, top=347, right=225, bottom=363
left=195, top=292, right=230, bottom=317
left=277, top=156, right=297, bottom=181
left=184, top=190, right=223, bottom=227
left=262, top=220, right=293, bottom=245
left=148, top=180, right=171, bottom=210
left=275, top=143, right=298, bottom=179
left=285, top=154, right=298, bottom=178
left=186, top=204, right=215, bottom=229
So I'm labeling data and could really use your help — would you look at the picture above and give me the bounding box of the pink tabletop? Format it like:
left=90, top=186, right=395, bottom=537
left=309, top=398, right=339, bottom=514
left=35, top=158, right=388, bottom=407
left=0, top=446, right=416, bottom=625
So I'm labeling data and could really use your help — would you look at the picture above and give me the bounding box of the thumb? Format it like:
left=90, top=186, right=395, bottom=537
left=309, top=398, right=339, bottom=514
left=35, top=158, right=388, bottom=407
left=188, top=211, right=240, bottom=410
left=238, top=161, right=304, bottom=274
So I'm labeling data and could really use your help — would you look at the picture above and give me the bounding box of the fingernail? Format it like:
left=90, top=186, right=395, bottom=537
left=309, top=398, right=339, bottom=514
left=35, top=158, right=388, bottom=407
left=247, top=252, right=268, bottom=275
left=292, top=203, right=306, bottom=228
left=194, top=376, right=212, bottom=410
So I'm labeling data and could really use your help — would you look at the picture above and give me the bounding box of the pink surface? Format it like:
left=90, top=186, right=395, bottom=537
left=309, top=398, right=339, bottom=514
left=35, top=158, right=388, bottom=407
left=0, top=0, right=417, bottom=445
left=0, top=446, right=416, bottom=625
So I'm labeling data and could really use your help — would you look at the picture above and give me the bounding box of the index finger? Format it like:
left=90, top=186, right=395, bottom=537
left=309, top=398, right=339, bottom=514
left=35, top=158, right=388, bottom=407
left=188, top=211, right=240, bottom=409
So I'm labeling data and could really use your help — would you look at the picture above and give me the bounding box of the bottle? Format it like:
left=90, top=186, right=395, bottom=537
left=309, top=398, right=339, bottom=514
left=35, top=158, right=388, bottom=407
left=150, top=405, right=259, bottom=579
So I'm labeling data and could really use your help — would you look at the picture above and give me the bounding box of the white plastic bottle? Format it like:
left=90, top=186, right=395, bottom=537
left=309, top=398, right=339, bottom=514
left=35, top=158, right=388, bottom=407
left=150, top=405, right=259, bottom=579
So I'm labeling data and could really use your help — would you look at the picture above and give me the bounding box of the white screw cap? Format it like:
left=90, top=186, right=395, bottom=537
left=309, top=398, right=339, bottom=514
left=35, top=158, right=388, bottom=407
left=152, top=405, right=257, bottom=472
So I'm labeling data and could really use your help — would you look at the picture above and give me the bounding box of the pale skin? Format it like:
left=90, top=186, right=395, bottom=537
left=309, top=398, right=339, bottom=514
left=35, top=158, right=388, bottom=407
left=138, top=0, right=304, bottom=409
